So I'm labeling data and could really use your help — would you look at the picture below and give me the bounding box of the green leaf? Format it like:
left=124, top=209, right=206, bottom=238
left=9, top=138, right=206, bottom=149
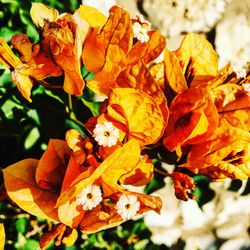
left=24, top=127, right=40, bottom=149
left=0, top=27, right=18, bottom=42
left=81, top=99, right=100, bottom=116
left=15, top=218, right=28, bottom=234
left=24, top=239, right=40, bottom=250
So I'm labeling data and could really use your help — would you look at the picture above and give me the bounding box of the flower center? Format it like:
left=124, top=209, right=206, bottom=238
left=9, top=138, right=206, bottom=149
left=104, top=131, right=110, bottom=137
left=125, top=203, right=131, bottom=209
left=87, top=193, right=93, bottom=199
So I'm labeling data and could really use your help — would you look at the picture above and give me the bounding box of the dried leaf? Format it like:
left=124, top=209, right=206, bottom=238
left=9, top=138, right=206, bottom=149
left=3, top=159, right=59, bottom=221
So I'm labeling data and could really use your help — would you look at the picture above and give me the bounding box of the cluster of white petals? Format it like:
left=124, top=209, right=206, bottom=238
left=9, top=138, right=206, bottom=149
left=77, top=184, right=103, bottom=210
left=215, top=0, right=250, bottom=66
left=93, top=121, right=119, bottom=147
left=118, top=0, right=228, bottom=37
left=133, top=15, right=151, bottom=43
left=144, top=178, right=250, bottom=250
left=116, top=194, right=140, bottom=220
left=230, top=60, right=249, bottom=78
left=82, top=0, right=116, bottom=17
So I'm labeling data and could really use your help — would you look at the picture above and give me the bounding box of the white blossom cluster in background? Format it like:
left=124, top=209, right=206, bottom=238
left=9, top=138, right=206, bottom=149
left=144, top=178, right=250, bottom=250
left=117, top=0, right=229, bottom=37
left=215, top=0, right=250, bottom=66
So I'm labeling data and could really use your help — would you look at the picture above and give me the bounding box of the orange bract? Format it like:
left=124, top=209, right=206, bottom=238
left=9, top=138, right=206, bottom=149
left=31, top=3, right=89, bottom=95
left=106, top=88, right=166, bottom=146
left=171, top=172, right=195, bottom=201
left=83, top=7, right=165, bottom=97
left=184, top=119, right=250, bottom=181
left=175, top=33, right=218, bottom=77
left=163, top=87, right=218, bottom=152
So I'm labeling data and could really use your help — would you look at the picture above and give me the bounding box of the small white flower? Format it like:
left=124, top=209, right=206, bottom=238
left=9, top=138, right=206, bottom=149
left=116, top=194, right=140, bottom=220
left=230, top=60, right=248, bottom=78
left=77, top=184, right=102, bottom=210
left=93, top=121, right=119, bottom=147
left=242, top=83, right=250, bottom=96
left=133, top=22, right=150, bottom=43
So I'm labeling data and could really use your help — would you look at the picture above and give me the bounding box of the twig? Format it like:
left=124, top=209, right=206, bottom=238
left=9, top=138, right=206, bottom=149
left=38, top=80, right=63, bottom=89
left=154, top=168, right=169, bottom=176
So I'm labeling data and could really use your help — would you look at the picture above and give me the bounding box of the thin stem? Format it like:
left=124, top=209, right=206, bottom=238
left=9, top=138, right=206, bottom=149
left=38, top=80, right=63, bottom=89
left=68, top=94, right=73, bottom=113
left=154, top=168, right=169, bottom=177
left=66, top=94, right=93, bottom=136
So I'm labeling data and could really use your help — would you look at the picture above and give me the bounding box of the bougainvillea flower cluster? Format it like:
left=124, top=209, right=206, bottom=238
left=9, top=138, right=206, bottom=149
left=0, top=3, right=249, bottom=249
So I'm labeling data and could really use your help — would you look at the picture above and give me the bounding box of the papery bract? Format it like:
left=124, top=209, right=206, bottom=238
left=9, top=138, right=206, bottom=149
left=163, top=87, right=218, bottom=152
left=3, top=159, right=59, bottom=221
left=116, top=61, right=169, bottom=119
left=106, top=88, right=166, bottom=146
left=83, top=6, right=133, bottom=96
left=171, top=172, right=195, bottom=201
left=36, top=139, right=71, bottom=191
left=184, top=119, right=250, bottom=181
left=31, top=3, right=89, bottom=95
left=175, top=33, right=218, bottom=77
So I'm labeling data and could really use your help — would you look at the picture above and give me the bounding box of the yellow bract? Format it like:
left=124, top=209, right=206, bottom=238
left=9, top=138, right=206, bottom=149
left=175, top=33, right=218, bottom=76
left=107, top=88, right=166, bottom=145
left=3, top=159, right=59, bottom=221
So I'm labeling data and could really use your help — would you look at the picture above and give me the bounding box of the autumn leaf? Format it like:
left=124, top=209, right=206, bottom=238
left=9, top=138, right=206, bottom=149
left=35, top=139, right=71, bottom=191
left=163, top=87, right=218, bottom=151
left=107, top=88, right=166, bottom=145
left=3, top=159, right=59, bottom=221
